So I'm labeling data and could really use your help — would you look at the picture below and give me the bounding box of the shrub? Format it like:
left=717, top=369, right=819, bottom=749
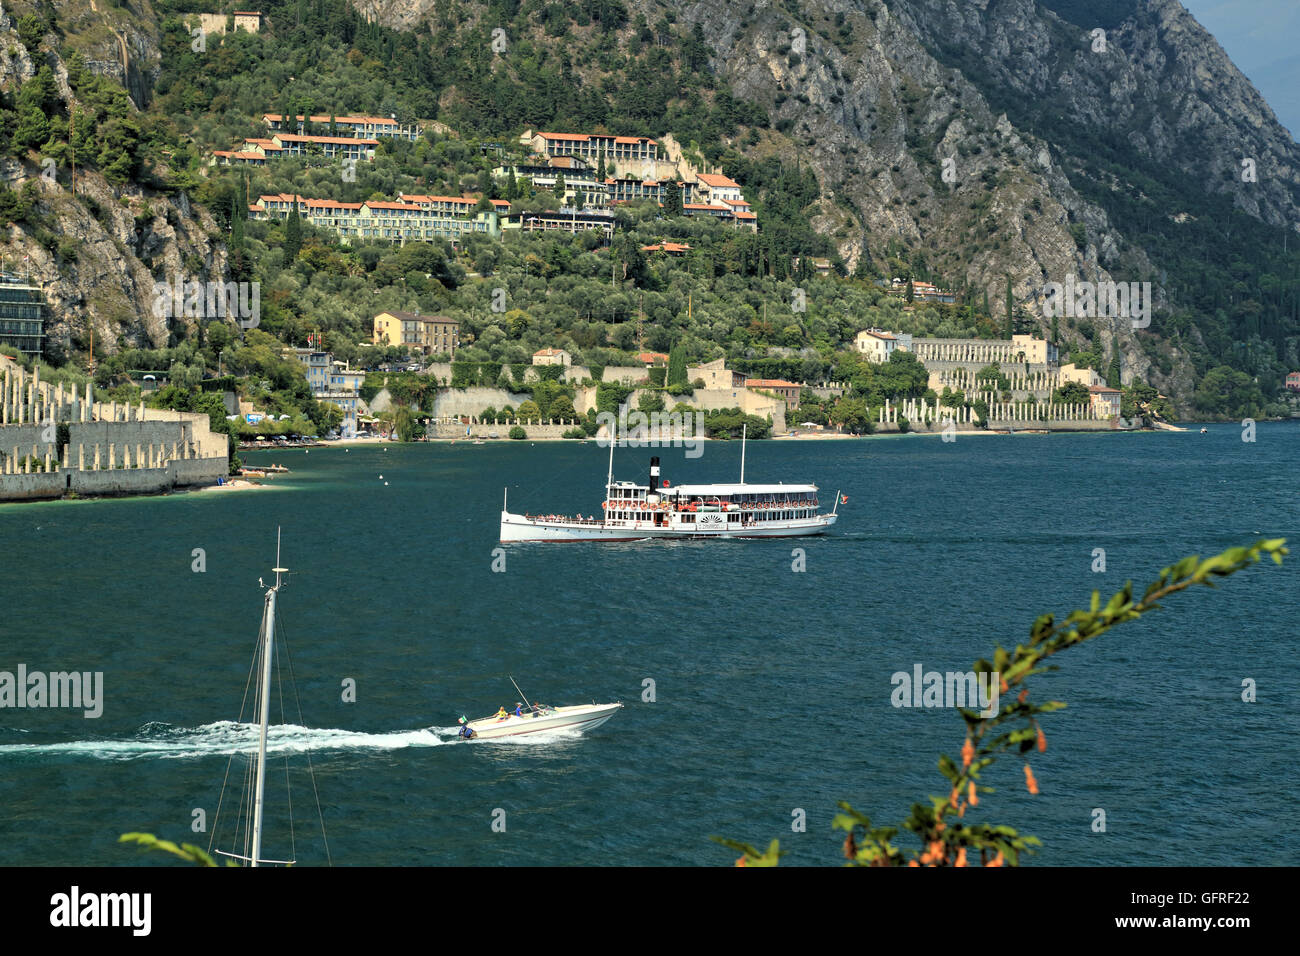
left=509, top=425, right=526, bottom=440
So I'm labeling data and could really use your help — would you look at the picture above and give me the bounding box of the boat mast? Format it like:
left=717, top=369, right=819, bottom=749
left=604, top=420, right=616, bottom=526
left=251, top=529, right=287, bottom=868
left=740, top=422, right=747, bottom=484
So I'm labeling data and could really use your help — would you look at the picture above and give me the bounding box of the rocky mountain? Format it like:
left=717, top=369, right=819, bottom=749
left=2, top=0, right=1297, bottom=414
left=1, top=0, right=221, bottom=363
left=351, top=0, right=1298, bottom=406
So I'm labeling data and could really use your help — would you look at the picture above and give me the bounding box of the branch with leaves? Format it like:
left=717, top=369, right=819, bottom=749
left=719, top=539, right=1287, bottom=866
left=119, top=832, right=237, bottom=867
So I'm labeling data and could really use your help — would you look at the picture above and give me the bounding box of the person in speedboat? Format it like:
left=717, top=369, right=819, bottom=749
left=457, top=716, right=476, bottom=739
left=513, top=702, right=523, bottom=717
left=495, top=706, right=508, bottom=721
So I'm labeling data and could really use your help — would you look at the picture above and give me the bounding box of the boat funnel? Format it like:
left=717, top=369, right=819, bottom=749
left=647, top=456, right=661, bottom=504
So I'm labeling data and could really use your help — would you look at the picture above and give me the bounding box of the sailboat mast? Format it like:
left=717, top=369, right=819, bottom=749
left=604, top=421, right=615, bottom=526
left=250, top=584, right=275, bottom=868
left=251, top=530, right=287, bottom=868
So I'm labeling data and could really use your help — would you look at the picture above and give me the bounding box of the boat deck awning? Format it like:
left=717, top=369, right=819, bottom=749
left=670, top=483, right=817, bottom=496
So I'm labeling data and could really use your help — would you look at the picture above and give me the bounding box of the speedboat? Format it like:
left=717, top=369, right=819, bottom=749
left=459, top=702, right=622, bottom=740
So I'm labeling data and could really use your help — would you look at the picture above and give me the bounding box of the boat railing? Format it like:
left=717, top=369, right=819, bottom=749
left=523, top=514, right=607, bottom=525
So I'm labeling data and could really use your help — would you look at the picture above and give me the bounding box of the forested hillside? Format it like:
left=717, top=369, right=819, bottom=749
left=1, top=0, right=1298, bottom=422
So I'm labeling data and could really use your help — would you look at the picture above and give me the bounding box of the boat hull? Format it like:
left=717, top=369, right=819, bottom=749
left=466, top=703, right=622, bottom=739
left=500, top=511, right=837, bottom=542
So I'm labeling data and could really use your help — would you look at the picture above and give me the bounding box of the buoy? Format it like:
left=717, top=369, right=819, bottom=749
left=384, top=481, right=389, bottom=486
left=379, top=474, right=384, bottom=479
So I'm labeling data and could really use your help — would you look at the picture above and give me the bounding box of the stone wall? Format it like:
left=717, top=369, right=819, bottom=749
left=0, top=472, right=66, bottom=501
left=0, top=358, right=229, bottom=501
left=430, top=386, right=533, bottom=418
left=427, top=422, right=578, bottom=440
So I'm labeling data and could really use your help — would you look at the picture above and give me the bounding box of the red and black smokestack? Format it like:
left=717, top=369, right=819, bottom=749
left=649, top=456, right=660, bottom=491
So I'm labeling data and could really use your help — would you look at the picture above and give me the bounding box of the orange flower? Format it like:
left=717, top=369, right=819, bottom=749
left=1024, top=764, right=1039, bottom=795
left=961, top=737, right=975, bottom=769
left=928, top=840, right=945, bottom=863
left=1000, top=676, right=1009, bottom=693
left=949, top=786, right=960, bottom=809
left=1017, top=688, right=1028, bottom=704
left=1036, top=725, right=1047, bottom=752
left=907, top=859, right=920, bottom=867
left=987, top=850, right=1005, bottom=867
left=955, top=847, right=968, bottom=867
left=736, top=856, right=748, bottom=867
left=968, top=780, right=979, bottom=807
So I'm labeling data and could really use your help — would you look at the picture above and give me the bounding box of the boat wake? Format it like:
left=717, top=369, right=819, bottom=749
left=0, top=720, right=453, bottom=761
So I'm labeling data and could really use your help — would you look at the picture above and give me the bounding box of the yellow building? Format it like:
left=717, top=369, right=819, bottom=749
left=372, top=312, right=459, bottom=356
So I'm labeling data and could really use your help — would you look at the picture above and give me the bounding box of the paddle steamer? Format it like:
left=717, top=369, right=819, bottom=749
left=499, top=434, right=841, bottom=542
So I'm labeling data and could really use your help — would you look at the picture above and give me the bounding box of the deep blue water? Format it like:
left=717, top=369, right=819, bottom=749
left=1, top=425, right=1297, bottom=866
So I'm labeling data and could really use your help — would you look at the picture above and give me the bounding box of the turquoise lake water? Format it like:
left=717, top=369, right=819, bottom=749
left=1, top=426, right=1296, bottom=866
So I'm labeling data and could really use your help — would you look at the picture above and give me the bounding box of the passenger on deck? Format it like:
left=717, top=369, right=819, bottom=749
left=495, top=706, right=508, bottom=720
left=514, top=702, right=523, bottom=717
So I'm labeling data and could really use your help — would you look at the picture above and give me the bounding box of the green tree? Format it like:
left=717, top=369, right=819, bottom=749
left=666, top=343, right=688, bottom=388
left=12, top=67, right=57, bottom=151
left=1053, top=381, right=1092, bottom=405
left=284, top=206, right=302, bottom=261
left=663, top=181, right=683, bottom=216
left=637, top=390, right=665, bottom=413
left=1004, top=276, right=1014, bottom=339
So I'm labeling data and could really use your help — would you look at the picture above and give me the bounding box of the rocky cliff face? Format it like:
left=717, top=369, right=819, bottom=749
left=655, top=0, right=1297, bottom=404
left=1, top=3, right=222, bottom=363
left=350, top=0, right=1299, bottom=404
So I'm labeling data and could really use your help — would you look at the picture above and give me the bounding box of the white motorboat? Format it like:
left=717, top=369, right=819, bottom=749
left=460, top=702, right=623, bottom=740
left=499, top=425, right=841, bottom=542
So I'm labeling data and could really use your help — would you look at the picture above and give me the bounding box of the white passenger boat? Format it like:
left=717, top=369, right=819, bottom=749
left=459, top=702, right=623, bottom=740
left=499, top=428, right=841, bottom=542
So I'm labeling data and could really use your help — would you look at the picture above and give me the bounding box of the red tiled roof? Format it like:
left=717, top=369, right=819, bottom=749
left=535, top=131, right=657, bottom=146
left=696, top=173, right=741, bottom=188
left=399, top=194, right=476, bottom=205
left=273, top=133, right=380, bottom=146
left=746, top=379, right=801, bottom=388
